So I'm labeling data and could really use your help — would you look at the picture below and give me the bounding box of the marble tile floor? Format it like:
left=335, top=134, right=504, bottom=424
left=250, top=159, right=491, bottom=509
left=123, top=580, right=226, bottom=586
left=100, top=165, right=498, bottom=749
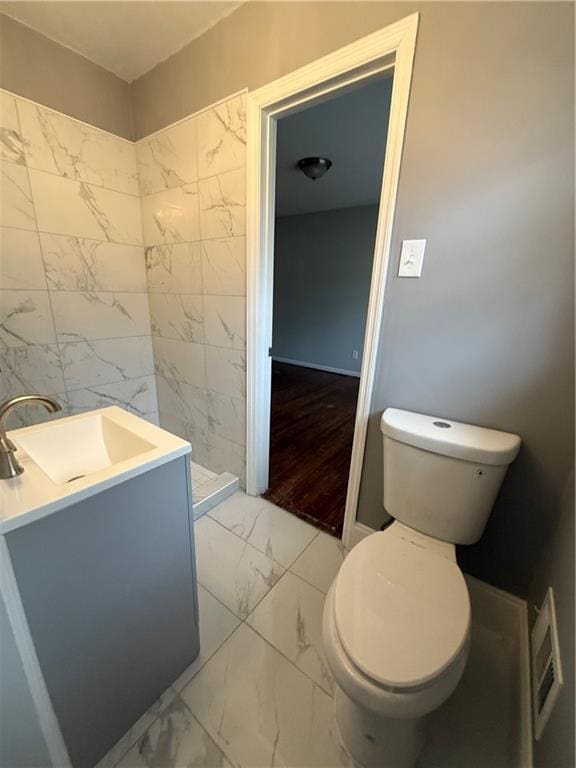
left=191, top=461, right=239, bottom=519
left=97, top=491, right=518, bottom=768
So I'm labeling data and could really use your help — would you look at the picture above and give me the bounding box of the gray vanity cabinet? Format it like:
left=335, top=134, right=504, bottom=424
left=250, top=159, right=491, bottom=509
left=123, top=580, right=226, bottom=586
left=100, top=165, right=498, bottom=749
left=6, top=456, right=199, bottom=768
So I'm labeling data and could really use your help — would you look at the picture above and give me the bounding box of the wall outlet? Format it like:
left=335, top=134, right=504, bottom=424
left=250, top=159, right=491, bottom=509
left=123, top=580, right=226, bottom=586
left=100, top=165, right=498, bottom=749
left=352, top=350, right=359, bottom=360
left=398, top=239, right=426, bottom=277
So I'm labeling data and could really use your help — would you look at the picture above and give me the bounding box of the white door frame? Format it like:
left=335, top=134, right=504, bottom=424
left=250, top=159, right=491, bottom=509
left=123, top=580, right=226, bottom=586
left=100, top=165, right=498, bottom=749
left=246, top=13, right=419, bottom=547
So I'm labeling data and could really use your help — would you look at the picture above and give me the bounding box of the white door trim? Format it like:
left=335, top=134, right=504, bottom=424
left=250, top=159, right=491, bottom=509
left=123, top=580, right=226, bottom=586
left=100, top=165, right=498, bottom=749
left=246, top=13, right=419, bottom=547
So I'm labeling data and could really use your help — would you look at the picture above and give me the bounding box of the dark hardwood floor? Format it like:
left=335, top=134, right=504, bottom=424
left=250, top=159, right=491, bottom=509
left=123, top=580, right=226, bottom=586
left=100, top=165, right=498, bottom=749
left=263, top=362, right=360, bottom=537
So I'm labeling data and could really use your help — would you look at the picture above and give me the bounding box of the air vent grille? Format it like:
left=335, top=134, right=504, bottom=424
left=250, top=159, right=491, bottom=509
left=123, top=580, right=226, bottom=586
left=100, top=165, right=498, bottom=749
left=531, top=588, right=563, bottom=740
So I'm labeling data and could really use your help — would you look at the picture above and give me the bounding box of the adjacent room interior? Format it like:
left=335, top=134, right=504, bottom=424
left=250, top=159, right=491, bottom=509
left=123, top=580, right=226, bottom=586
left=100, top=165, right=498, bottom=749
left=264, top=77, right=391, bottom=536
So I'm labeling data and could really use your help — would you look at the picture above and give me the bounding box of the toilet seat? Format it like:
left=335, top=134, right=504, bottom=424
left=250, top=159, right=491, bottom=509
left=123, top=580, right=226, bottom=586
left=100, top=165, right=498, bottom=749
left=334, top=531, right=470, bottom=691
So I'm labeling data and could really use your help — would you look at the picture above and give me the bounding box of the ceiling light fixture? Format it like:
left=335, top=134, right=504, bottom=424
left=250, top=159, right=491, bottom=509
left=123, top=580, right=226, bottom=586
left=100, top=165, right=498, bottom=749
left=297, top=157, right=333, bottom=181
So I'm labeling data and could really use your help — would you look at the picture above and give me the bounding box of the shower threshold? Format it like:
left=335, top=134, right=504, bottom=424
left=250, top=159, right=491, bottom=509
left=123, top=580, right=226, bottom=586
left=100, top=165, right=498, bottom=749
left=191, top=460, right=239, bottom=519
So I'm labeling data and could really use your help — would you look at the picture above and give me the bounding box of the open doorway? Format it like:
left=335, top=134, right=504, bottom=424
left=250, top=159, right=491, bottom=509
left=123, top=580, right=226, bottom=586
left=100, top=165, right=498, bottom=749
left=263, top=78, right=392, bottom=536
left=246, top=14, right=419, bottom=547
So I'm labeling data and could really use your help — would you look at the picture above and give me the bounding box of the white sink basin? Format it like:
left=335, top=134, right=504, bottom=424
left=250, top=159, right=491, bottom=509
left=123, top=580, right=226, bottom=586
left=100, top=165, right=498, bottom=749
left=14, top=413, right=155, bottom=485
left=1, top=407, right=191, bottom=533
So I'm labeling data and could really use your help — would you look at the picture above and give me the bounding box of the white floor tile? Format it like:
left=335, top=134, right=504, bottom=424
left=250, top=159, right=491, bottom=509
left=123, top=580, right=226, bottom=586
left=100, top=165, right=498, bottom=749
left=181, top=624, right=353, bottom=768
left=171, top=586, right=240, bottom=693
left=247, top=570, right=334, bottom=695
left=95, top=686, right=176, bottom=768
left=194, top=516, right=284, bottom=619
left=290, top=530, right=347, bottom=593
left=117, top=695, right=232, bottom=768
left=209, top=491, right=318, bottom=566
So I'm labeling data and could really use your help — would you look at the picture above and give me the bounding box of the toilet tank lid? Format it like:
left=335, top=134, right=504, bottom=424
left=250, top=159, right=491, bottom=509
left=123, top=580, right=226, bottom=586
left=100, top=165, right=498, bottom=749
left=381, top=408, right=521, bottom=466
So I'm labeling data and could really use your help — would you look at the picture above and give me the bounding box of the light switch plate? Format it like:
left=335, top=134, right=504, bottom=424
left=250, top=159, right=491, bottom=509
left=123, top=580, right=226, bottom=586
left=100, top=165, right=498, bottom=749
left=398, top=239, right=426, bottom=277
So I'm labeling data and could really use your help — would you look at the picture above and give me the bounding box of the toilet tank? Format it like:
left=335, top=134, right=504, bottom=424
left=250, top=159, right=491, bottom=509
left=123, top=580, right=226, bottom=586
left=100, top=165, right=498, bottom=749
left=381, top=409, right=521, bottom=545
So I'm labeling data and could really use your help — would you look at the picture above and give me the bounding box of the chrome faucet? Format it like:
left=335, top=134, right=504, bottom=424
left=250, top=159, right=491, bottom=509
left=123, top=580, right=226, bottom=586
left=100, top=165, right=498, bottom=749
left=0, top=395, right=62, bottom=479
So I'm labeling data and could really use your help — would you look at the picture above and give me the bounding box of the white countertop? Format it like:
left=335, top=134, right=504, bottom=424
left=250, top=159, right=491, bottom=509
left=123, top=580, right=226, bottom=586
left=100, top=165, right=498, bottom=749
left=0, top=407, right=191, bottom=534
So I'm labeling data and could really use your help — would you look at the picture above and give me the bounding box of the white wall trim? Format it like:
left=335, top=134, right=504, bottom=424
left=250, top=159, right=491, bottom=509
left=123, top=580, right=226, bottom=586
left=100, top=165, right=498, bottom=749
left=348, top=522, right=376, bottom=548
left=465, top=575, right=533, bottom=768
left=0, top=537, right=72, bottom=767
left=245, top=13, right=420, bottom=548
left=272, top=356, right=360, bottom=378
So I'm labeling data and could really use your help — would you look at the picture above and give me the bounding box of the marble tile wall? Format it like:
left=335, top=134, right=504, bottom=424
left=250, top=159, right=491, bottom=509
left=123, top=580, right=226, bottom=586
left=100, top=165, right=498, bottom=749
left=0, top=90, right=157, bottom=428
left=138, top=94, right=247, bottom=482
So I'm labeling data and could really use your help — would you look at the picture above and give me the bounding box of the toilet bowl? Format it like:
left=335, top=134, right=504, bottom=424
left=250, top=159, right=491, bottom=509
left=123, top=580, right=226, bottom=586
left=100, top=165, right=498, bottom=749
left=323, top=522, right=471, bottom=768
left=322, top=408, right=521, bottom=768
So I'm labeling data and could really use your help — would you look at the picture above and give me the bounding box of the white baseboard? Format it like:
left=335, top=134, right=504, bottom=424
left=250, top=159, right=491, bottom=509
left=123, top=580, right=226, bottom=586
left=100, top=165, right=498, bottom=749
left=347, top=522, right=374, bottom=549
left=272, top=356, right=361, bottom=378
left=465, top=575, right=533, bottom=768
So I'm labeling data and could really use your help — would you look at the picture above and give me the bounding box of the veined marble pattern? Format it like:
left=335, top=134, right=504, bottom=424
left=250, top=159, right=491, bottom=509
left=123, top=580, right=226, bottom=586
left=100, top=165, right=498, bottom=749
left=197, top=94, right=246, bottom=179
left=206, top=434, right=245, bottom=485
left=181, top=623, right=352, bottom=768
left=204, top=295, right=245, bottom=350
left=201, top=236, right=245, bottom=296
left=0, top=290, right=56, bottom=347
left=156, top=375, right=209, bottom=433
left=0, top=227, right=46, bottom=289
left=0, top=94, right=156, bottom=433
left=194, top=516, right=284, bottom=619
left=141, top=185, right=200, bottom=247
left=291, top=530, right=348, bottom=594
left=209, top=492, right=317, bottom=567
left=199, top=168, right=246, bottom=239
left=153, top=336, right=206, bottom=389
left=1, top=161, right=36, bottom=230
left=205, top=345, right=245, bottom=399
left=91, top=488, right=517, bottom=768
left=61, top=337, right=154, bottom=390
left=1, top=344, right=64, bottom=396
left=18, top=100, right=139, bottom=195
left=40, top=234, right=146, bottom=292
left=29, top=170, right=143, bottom=245
left=118, top=695, right=232, bottom=768
left=95, top=687, right=177, bottom=768
left=157, top=410, right=211, bottom=469
left=170, top=585, right=240, bottom=694
left=207, top=390, right=245, bottom=445
left=51, top=291, right=151, bottom=342
left=247, top=571, right=334, bottom=695
left=145, top=242, right=203, bottom=294
left=67, top=375, right=157, bottom=417
left=149, top=293, right=204, bottom=343
left=1, top=92, right=24, bottom=165
left=137, top=117, right=198, bottom=196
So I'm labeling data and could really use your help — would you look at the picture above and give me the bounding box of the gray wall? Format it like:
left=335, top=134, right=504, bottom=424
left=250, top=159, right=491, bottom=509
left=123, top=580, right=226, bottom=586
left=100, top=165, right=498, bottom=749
left=273, top=207, right=378, bottom=374
left=0, top=13, right=134, bottom=139
left=528, top=471, right=575, bottom=768
left=2, top=1, right=573, bottom=598
left=132, top=1, right=574, bottom=597
left=0, top=593, right=52, bottom=768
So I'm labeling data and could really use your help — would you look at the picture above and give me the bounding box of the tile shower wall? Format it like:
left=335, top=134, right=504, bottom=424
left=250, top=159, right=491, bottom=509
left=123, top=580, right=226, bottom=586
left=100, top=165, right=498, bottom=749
left=0, top=90, right=157, bottom=427
left=138, top=94, right=247, bottom=482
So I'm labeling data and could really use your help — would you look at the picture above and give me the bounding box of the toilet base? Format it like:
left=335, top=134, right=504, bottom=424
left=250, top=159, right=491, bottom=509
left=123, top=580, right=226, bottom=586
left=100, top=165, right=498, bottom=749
left=335, top=686, right=426, bottom=768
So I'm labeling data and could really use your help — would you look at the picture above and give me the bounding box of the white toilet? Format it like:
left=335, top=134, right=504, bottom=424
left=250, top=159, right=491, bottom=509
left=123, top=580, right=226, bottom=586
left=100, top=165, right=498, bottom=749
left=323, top=408, right=521, bottom=768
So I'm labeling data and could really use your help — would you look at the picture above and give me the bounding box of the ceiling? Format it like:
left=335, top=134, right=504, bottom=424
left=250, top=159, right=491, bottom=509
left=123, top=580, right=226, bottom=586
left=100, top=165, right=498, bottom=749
left=0, top=1, right=241, bottom=82
left=275, top=76, right=393, bottom=217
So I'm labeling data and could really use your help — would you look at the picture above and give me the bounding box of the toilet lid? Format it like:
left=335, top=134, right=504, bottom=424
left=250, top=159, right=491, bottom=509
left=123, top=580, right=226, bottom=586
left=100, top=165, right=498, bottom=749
left=334, top=532, right=470, bottom=690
